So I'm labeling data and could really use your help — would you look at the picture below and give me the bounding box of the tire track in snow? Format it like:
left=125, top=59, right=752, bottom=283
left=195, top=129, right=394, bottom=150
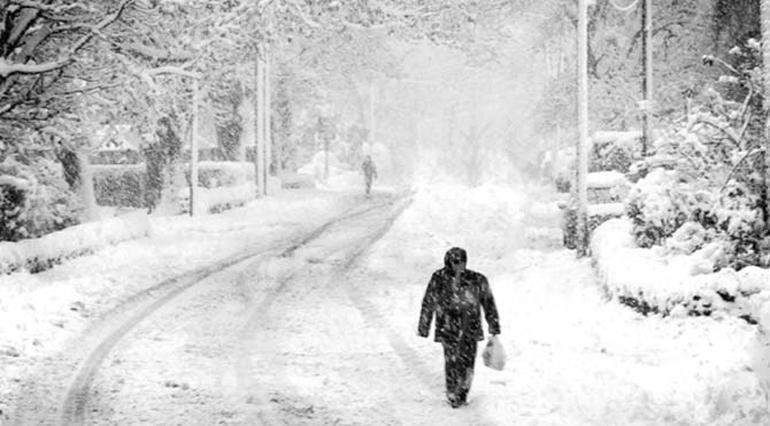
left=234, top=195, right=414, bottom=424
left=11, top=198, right=397, bottom=425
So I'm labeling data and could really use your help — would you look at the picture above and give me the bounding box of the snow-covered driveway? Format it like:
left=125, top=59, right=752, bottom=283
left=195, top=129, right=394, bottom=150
left=7, top=182, right=769, bottom=425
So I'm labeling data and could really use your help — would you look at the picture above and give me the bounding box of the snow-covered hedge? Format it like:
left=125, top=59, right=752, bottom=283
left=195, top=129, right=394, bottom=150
left=93, top=161, right=256, bottom=209
left=591, top=217, right=770, bottom=323
left=0, top=212, right=151, bottom=275
left=188, top=161, right=254, bottom=188
left=177, top=182, right=260, bottom=215
left=92, top=164, right=146, bottom=208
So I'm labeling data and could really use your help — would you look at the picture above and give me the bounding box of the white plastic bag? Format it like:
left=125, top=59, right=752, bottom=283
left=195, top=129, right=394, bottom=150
left=482, top=335, right=506, bottom=371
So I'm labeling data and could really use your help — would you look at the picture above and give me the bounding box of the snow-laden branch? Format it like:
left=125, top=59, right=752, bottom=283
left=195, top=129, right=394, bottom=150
left=0, top=57, right=70, bottom=78
left=692, top=116, right=743, bottom=148
left=0, top=0, right=134, bottom=79
left=288, top=1, right=321, bottom=29
left=119, top=42, right=194, bottom=62
left=719, top=147, right=765, bottom=194
left=145, top=65, right=200, bottom=79
left=69, top=0, right=134, bottom=54
left=9, top=0, right=93, bottom=14
left=112, top=51, right=199, bottom=94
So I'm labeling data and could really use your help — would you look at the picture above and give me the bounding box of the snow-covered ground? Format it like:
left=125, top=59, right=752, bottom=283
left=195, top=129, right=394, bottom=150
left=2, top=179, right=769, bottom=424
left=359, top=182, right=768, bottom=424
left=0, top=188, right=378, bottom=421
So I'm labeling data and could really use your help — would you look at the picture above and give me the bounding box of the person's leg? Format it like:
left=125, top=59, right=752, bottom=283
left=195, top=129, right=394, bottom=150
left=457, top=339, right=478, bottom=404
left=442, top=342, right=461, bottom=407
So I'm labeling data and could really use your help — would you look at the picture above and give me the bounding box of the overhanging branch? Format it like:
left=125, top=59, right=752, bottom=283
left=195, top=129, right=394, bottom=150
left=0, top=58, right=71, bottom=78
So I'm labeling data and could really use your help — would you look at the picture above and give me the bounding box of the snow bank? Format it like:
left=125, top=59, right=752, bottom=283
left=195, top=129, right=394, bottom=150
left=591, top=218, right=770, bottom=323
left=0, top=212, right=151, bottom=275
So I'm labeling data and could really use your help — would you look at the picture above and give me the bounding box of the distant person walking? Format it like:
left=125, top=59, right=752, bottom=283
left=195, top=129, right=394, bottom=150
left=361, top=155, right=377, bottom=197
left=418, top=247, right=501, bottom=408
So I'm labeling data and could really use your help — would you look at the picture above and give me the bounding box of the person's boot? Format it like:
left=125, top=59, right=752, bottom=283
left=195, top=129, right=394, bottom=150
left=446, top=392, right=461, bottom=408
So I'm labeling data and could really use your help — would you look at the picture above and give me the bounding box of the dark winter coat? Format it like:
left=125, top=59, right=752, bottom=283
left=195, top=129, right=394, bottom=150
left=418, top=267, right=501, bottom=343
left=362, top=159, right=377, bottom=181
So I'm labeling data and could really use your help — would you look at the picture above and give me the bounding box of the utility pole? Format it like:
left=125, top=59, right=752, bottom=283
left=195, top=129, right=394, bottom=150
left=760, top=0, right=770, bottom=229
left=576, top=0, right=589, bottom=257
left=189, top=79, right=199, bottom=216
left=641, top=0, right=653, bottom=157
left=264, top=44, right=272, bottom=195
left=254, top=46, right=265, bottom=197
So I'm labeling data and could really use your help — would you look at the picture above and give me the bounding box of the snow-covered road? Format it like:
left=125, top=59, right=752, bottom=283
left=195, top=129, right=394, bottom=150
left=63, top=193, right=414, bottom=424
left=6, top=182, right=770, bottom=425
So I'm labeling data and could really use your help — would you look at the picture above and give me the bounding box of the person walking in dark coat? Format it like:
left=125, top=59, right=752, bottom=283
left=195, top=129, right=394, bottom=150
left=361, top=155, right=377, bottom=197
left=417, top=247, right=501, bottom=408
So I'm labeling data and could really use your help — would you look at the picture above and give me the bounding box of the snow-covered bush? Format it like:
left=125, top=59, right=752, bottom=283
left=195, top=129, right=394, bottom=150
left=666, top=221, right=708, bottom=255
left=93, top=161, right=255, bottom=209
left=625, top=168, right=714, bottom=248
left=621, top=39, right=768, bottom=268
left=184, top=161, right=254, bottom=188
left=712, top=189, right=766, bottom=269
left=92, top=164, right=146, bottom=208
left=589, top=131, right=641, bottom=174
left=0, top=156, right=81, bottom=242
left=178, top=182, right=257, bottom=215
left=625, top=166, right=765, bottom=269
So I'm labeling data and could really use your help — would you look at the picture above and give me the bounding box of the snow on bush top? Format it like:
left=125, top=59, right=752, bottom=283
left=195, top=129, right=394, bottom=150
left=586, top=171, right=628, bottom=189
left=587, top=202, right=625, bottom=217
left=591, top=130, right=641, bottom=146
left=0, top=174, right=29, bottom=190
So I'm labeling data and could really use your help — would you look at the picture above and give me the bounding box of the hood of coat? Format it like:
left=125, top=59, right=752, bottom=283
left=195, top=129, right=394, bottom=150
left=443, top=247, right=467, bottom=274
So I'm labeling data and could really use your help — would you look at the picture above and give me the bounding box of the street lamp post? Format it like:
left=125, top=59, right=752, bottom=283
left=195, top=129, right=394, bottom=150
left=190, top=79, right=200, bottom=216
left=641, top=0, right=653, bottom=157
left=576, top=0, right=590, bottom=257
left=263, top=43, right=273, bottom=195
left=254, top=44, right=266, bottom=197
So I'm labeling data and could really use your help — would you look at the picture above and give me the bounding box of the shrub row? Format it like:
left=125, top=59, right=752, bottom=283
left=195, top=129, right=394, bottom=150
left=92, top=162, right=255, bottom=208
left=0, top=212, right=151, bottom=275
